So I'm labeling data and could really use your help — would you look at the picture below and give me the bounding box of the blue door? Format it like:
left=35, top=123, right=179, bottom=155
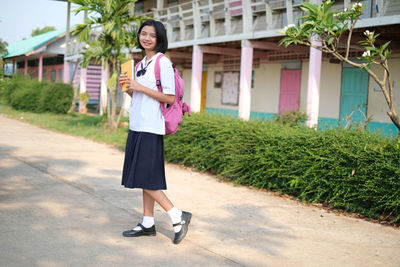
left=339, top=67, right=369, bottom=125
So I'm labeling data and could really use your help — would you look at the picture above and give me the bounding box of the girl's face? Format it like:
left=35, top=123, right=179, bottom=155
left=139, top=25, right=157, bottom=51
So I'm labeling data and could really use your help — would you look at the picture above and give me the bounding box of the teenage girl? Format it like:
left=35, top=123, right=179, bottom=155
left=119, top=19, right=191, bottom=244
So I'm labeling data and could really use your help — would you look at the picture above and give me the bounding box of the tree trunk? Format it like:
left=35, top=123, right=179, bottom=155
left=111, top=86, right=117, bottom=130
left=116, top=94, right=127, bottom=128
left=67, top=60, right=81, bottom=113
left=110, top=60, right=122, bottom=130
left=388, top=112, right=400, bottom=132
left=107, top=90, right=112, bottom=128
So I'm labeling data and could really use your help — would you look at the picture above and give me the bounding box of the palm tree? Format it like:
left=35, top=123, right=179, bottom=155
left=71, top=0, right=146, bottom=129
left=0, top=38, right=8, bottom=79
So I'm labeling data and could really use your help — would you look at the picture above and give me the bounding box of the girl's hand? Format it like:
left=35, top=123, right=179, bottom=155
left=119, top=72, right=143, bottom=93
left=119, top=72, right=131, bottom=87
left=128, top=79, right=144, bottom=92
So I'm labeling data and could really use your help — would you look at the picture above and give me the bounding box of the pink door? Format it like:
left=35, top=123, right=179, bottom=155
left=279, top=69, right=301, bottom=114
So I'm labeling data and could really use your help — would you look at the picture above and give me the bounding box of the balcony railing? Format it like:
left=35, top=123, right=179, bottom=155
left=141, top=0, right=399, bottom=45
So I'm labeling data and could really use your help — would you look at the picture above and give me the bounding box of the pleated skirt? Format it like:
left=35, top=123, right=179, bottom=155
left=121, top=130, right=167, bottom=190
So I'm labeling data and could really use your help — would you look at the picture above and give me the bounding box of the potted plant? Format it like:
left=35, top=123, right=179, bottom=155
left=79, top=91, right=90, bottom=114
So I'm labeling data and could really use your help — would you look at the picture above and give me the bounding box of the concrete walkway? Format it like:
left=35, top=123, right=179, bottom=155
left=0, top=115, right=399, bottom=267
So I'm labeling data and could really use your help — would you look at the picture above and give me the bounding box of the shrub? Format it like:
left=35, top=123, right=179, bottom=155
left=0, top=78, right=11, bottom=99
left=165, top=113, right=400, bottom=224
left=38, top=82, right=74, bottom=114
left=2, top=76, right=74, bottom=114
left=9, top=78, right=48, bottom=112
left=273, top=110, right=308, bottom=126
left=2, top=75, right=24, bottom=103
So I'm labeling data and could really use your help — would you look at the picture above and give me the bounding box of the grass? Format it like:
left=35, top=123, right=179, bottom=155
left=0, top=102, right=128, bottom=150
left=2, top=102, right=399, bottom=225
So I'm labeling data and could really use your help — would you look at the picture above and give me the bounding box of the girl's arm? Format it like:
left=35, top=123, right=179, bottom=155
left=119, top=74, right=172, bottom=103
left=126, top=89, right=133, bottom=97
left=130, top=80, right=175, bottom=105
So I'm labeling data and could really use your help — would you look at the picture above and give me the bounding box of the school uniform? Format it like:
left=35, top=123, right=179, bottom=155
left=121, top=52, right=175, bottom=190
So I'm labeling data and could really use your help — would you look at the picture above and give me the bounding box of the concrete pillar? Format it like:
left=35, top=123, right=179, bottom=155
left=238, top=40, right=253, bottom=120
left=224, top=0, right=232, bottom=35
left=265, top=2, right=273, bottom=29
left=64, top=1, right=71, bottom=83
left=157, top=0, right=164, bottom=9
left=193, top=0, right=201, bottom=39
left=38, top=53, right=43, bottom=82
left=167, top=9, right=173, bottom=42
left=24, top=56, right=28, bottom=75
left=242, top=0, right=253, bottom=33
left=63, top=61, right=70, bottom=83
left=12, top=59, right=15, bottom=75
left=376, top=0, right=384, bottom=16
left=344, top=0, right=351, bottom=10
left=209, top=0, right=216, bottom=37
left=179, top=6, right=186, bottom=40
left=306, top=35, right=322, bottom=128
left=79, top=66, right=87, bottom=112
left=285, top=0, right=294, bottom=25
left=100, top=60, right=108, bottom=115
left=190, top=45, right=203, bottom=113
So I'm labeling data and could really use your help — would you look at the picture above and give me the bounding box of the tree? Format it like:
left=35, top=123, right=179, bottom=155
left=280, top=0, right=399, bottom=131
left=0, top=38, right=8, bottom=79
left=71, top=0, right=146, bottom=129
left=31, top=26, right=56, bottom=37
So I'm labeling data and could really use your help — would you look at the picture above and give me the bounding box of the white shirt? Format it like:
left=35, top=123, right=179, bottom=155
left=129, top=52, right=175, bottom=135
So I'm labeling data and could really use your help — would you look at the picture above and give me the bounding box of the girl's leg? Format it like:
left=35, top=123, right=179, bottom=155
left=130, top=190, right=156, bottom=231
left=142, top=189, right=173, bottom=211
left=140, top=189, right=192, bottom=244
left=143, top=190, right=155, bottom=217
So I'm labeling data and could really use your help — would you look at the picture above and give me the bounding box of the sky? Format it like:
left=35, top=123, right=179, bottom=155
left=0, top=0, right=85, bottom=45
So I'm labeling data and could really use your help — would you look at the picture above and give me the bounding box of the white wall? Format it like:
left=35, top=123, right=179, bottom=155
left=300, top=60, right=342, bottom=119
left=181, top=68, right=191, bottom=104
left=182, top=56, right=400, bottom=125
left=46, top=37, right=66, bottom=54
left=367, top=57, right=400, bottom=123
left=201, top=62, right=281, bottom=113
left=251, top=63, right=281, bottom=113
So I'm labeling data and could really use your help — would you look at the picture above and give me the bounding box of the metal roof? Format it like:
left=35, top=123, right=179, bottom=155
left=3, top=28, right=67, bottom=59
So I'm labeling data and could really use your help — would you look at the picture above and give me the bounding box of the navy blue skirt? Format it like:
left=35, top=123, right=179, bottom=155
left=121, top=130, right=167, bottom=190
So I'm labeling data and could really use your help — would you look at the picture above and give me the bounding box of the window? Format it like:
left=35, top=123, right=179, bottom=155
left=51, top=70, right=56, bottom=81
left=135, top=0, right=144, bottom=13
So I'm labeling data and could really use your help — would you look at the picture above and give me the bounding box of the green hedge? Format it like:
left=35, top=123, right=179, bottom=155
left=165, top=113, right=400, bottom=224
left=1, top=76, right=73, bottom=114
left=38, top=83, right=74, bottom=113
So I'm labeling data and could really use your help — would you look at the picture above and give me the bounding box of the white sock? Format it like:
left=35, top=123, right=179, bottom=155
left=133, top=216, right=154, bottom=230
left=167, top=207, right=183, bottom=233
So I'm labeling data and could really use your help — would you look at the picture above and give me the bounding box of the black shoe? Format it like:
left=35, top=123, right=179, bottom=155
left=173, top=211, right=192, bottom=244
left=122, top=223, right=156, bottom=237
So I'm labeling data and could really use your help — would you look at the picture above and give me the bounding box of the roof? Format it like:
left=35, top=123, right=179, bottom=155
left=3, top=28, right=67, bottom=59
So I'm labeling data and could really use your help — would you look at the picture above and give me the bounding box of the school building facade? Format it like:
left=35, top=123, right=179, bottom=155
left=3, top=29, right=103, bottom=108
left=129, top=0, right=400, bottom=135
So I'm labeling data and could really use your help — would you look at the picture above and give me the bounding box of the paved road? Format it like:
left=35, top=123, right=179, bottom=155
left=1, top=115, right=399, bottom=267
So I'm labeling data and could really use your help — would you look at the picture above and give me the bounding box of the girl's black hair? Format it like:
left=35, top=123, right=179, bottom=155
left=137, top=20, right=168, bottom=53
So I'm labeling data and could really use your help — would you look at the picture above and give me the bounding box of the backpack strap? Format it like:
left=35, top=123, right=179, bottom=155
left=154, top=53, right=166, bottom=93
left=154, top=53, right=168, bottom=113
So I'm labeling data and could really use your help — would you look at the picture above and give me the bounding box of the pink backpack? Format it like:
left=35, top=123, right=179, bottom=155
left=135, top=54, right=191, bottom=135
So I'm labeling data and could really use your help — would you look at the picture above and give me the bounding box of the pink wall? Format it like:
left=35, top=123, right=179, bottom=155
left=17, top=64, right=64, bottom=82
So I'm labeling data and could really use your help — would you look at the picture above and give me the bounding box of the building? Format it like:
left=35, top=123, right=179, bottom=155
left=2, top=29, right=102, bottom=108
left=126, top=0, right=400, bottom=135
left=3, top=29, right=70, bottom=82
